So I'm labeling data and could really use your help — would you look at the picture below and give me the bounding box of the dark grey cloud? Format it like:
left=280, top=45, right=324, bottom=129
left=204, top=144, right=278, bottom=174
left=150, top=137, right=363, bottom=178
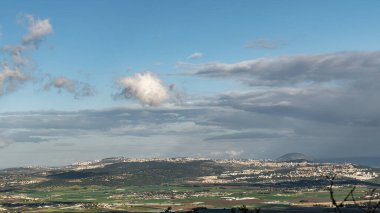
left=175, top=51, right=380, bottom=158
left=211, top=88, right=380, bottom=127
left=185, top=50, right=380, bottom=140
left=0, top=107, right=225, bottom=144
left=205, top=131, right=292, bottom=141
left=192, top=87, right=380, bottom=158
left=0, top=102, right=379, bottom=168
left=190, top=51, right=380, bottom=87
left=207, top=96, right=376, bottom=154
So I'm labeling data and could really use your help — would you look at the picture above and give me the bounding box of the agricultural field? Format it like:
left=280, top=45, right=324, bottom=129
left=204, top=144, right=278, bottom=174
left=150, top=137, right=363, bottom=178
left=0, top=185, right=375, bottom=212
left=0, top=158, right=379, bottom=212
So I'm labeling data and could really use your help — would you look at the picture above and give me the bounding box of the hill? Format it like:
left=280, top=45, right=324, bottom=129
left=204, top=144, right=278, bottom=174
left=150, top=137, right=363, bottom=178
left=276, top=153, right=312, bottom=162
left=0, top=157, right=379, bottom=212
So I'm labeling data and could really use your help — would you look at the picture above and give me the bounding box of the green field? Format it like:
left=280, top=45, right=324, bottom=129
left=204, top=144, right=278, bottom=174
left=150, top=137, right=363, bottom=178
left=0, top=159, right=378, bottom=212
left=0, top=184, right=373, bottom=212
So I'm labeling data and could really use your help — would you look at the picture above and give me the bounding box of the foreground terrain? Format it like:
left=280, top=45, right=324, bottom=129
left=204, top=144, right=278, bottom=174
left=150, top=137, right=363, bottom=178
left=0, top=157, right=379, bottom=212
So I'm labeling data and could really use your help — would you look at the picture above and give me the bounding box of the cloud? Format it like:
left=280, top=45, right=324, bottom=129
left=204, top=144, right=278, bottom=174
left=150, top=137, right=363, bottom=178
left=178, top=51, right=380, bottom=158
left=210, top=150, right=244, bottom=158
left=0, top=15, right=52, bottom=96
left=190, top=51, right=380, bottom=128
left=44, top=76, right=95, bottom=98
left=109, top=121, right=223, bottom=137
left=0, top=64, right=28, bottom=95
left=200, top=90, right=380, bottom=157
left=205, top=130, right=292, bottom=141
left=187, top=52, right=203, bottom=60
left=245, top=38, right=284, bottom=49
left=22, top=15, right=53, bottom=47
left=0, top=139, right=11, bottom=149
left=0, top=107, right=227, bottom=146
left=2, top=45, right=28, bottom=66
left=168, top=83, right=186, bottom=105
left=117, top=72, right=169, bottom=106
left=210, top=87, right=380, bottom=127
left=169, top=83, right=176, bottom=91
left=190, top=51, right=380, bottom=87
left=0, top=105, right=380, bottom=163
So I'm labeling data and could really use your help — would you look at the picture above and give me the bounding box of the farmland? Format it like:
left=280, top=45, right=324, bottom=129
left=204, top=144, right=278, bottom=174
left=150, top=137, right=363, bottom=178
left=0, top=158, right=379, bottom=212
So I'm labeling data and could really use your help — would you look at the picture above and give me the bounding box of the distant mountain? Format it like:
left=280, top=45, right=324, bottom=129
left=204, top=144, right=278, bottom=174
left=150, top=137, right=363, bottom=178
left=276, top=153, right=312, bottom=162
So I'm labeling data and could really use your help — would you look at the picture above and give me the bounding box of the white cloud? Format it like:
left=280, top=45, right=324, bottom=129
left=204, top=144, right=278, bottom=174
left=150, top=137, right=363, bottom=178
left=0, top=15, right=53, bottom=96
left=44, top=76, right=94, bottom=98
left=1, top=15, right=93, bottom=99
left=52, top=76, right=76, bottom=91
left=118, top=72, right=169, bottom=106
left=187, top=52, right=203, bottom=60
left=22, top=15, right=53, bottom=46
left=0, top=64, right=28, bottom=95
left=2, top=45, right=28, bottom=66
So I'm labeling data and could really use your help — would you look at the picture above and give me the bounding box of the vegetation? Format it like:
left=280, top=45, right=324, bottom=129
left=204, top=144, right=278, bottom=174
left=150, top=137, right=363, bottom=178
left=0, top=158, right=379, bottom=212
left=327, top=174, right=380, bottom=213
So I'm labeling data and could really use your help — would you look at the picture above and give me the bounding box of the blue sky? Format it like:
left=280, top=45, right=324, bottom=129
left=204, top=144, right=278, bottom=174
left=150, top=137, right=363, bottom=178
left=1, top=1, right=380, bottom=167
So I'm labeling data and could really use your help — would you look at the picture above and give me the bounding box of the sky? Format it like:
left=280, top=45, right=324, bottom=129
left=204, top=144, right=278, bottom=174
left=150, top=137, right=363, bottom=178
left=1, top=0, right=380, bottom=167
